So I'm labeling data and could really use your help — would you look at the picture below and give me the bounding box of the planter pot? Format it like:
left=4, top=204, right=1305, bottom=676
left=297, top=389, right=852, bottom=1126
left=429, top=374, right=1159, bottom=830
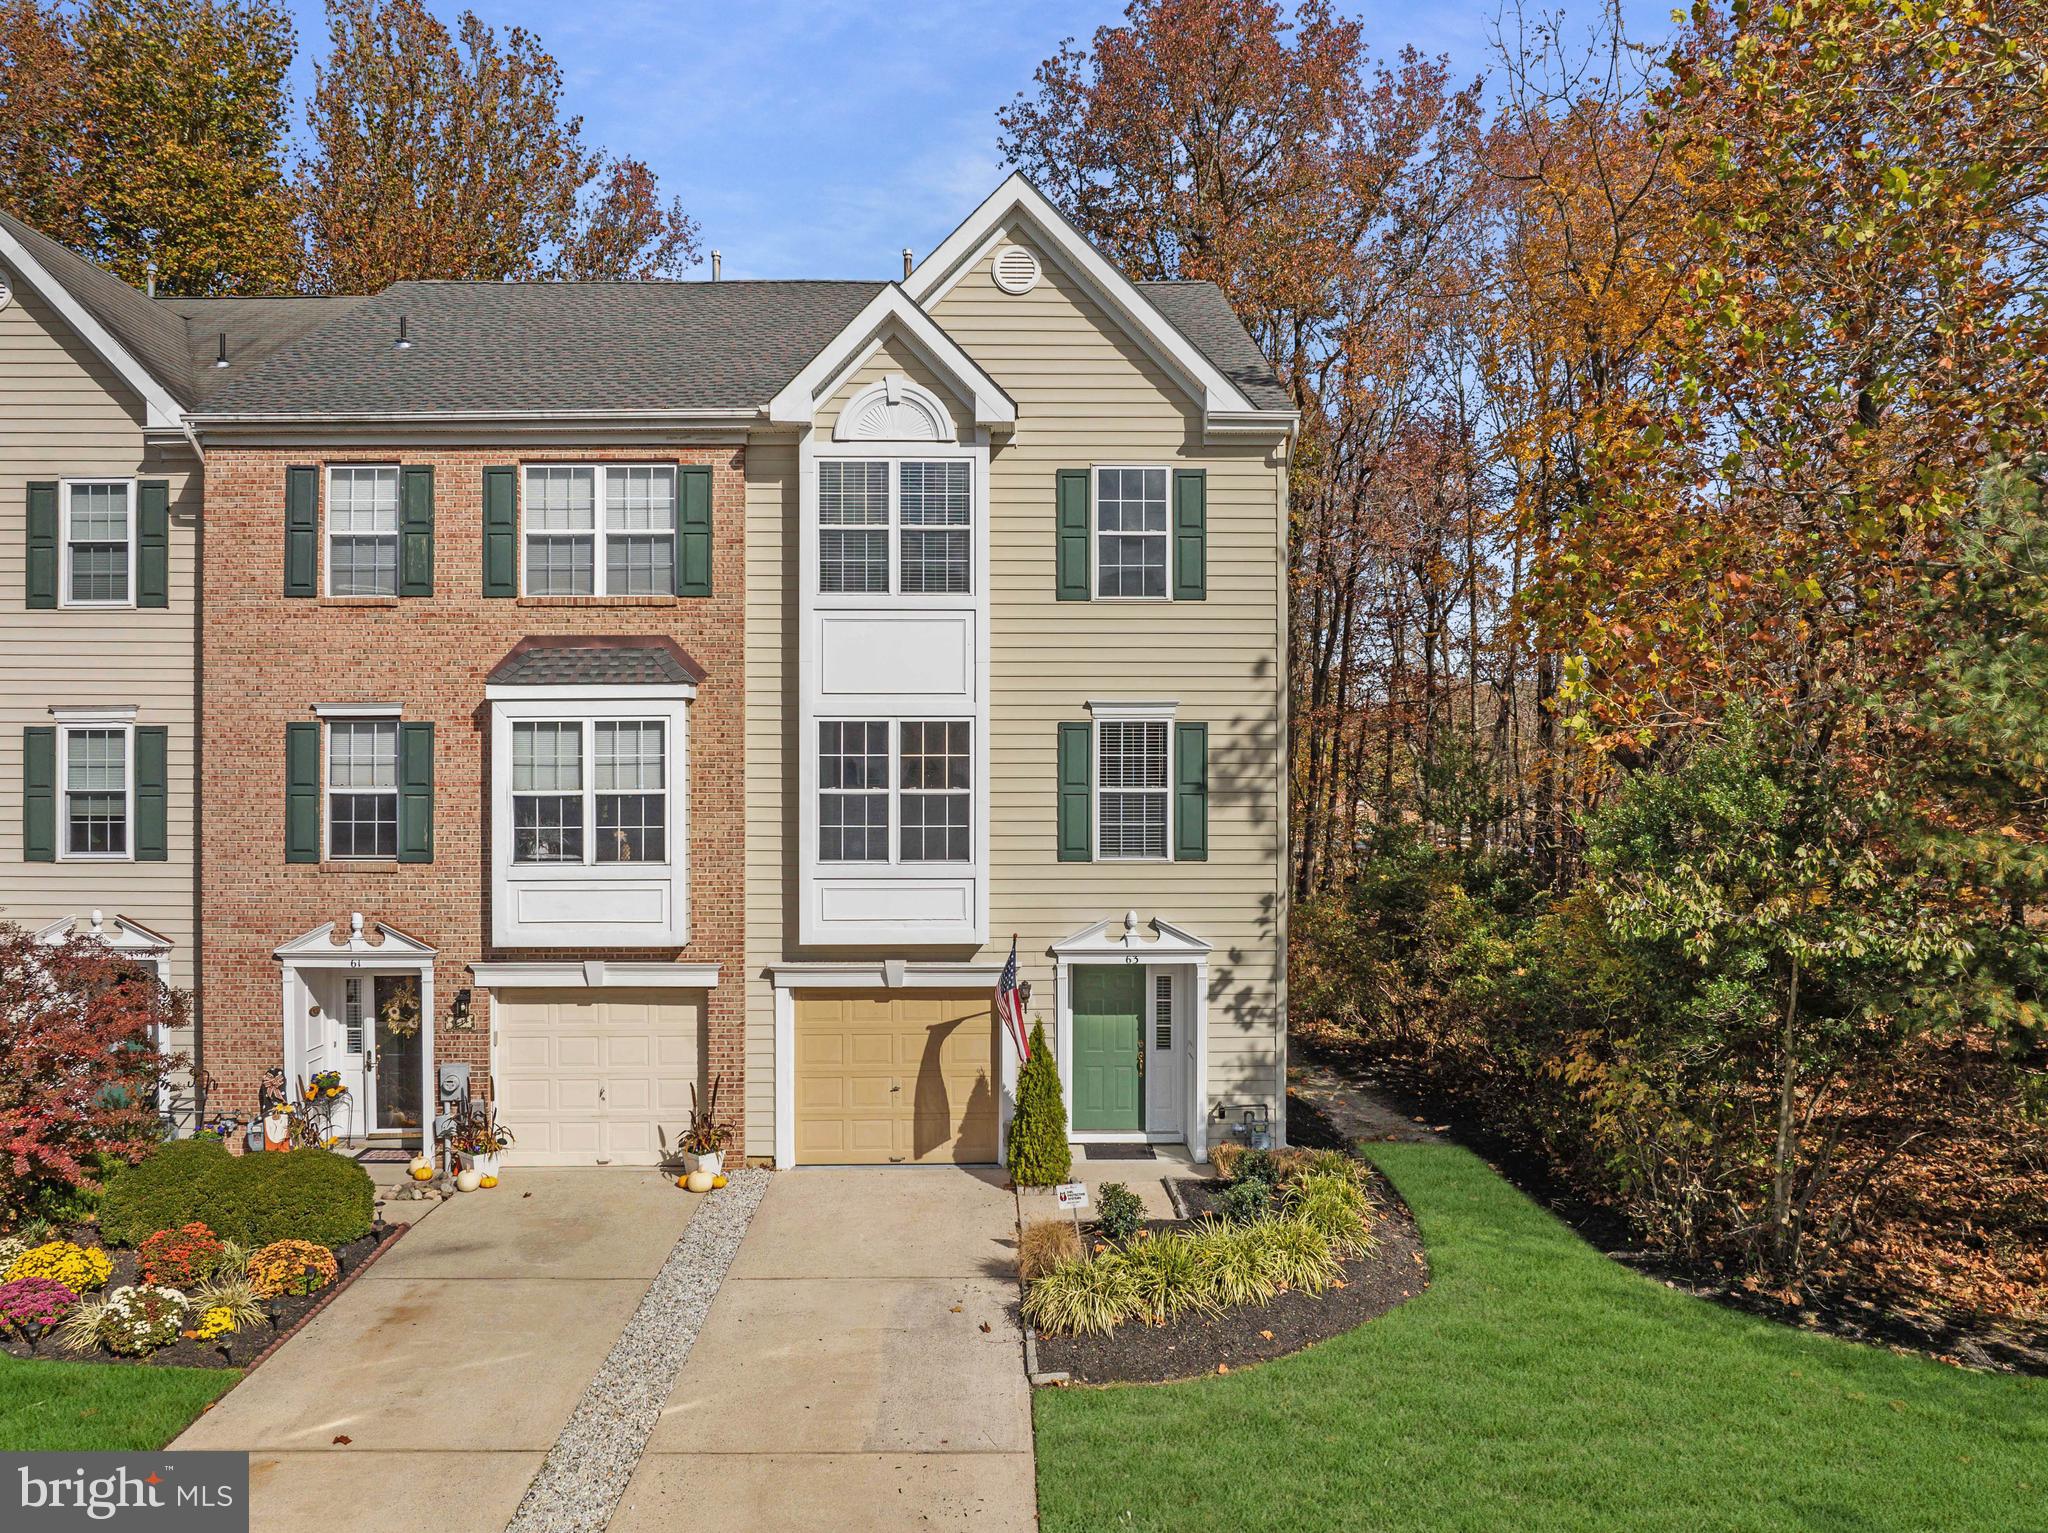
left=462, top=1151, right=502, bottom=1181
left=682, top=1150, right=724, bottom=1177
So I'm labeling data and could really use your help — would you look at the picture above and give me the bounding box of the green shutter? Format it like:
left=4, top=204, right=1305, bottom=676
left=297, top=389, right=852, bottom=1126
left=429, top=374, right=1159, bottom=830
left=483, top=466, right=517, bottom=597
left=397, top=722, right=434, bottom=863
left=26, top=482, right=58, bottom=609
left=1055, top=468, right=1091, bottom=601
left=285, top=722, right=321, bottom=862
left=1174, top=723, right=1209, bottom=862
left=23, top=726, right=55, bottom=861
left=134, top=725, right=168, bottom=860
left=1057, top=721, right=1093, bottom=862
left=1171, top=468, right=1207, bottom=601
left=284, top=466, right=318, bottom=597
left=400, top=465, right=434, bottom=597
left=677, top=464, right=712, bottom=596
left=137, top=481, right=171, bottom=608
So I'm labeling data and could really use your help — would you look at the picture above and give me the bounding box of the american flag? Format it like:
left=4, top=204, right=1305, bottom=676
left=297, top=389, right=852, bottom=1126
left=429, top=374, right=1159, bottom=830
left=996, top=936, right=1030, bottom=1061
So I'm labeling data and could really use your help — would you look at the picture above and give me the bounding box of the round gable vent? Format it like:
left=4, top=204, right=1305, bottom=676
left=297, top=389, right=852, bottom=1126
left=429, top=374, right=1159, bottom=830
left=992, top=244, right=1041, bottom=295
left=0, top=272, right=11, bottom=311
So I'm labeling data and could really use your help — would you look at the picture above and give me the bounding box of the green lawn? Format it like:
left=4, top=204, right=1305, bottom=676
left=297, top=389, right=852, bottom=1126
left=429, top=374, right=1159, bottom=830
left=0, top=1353, right=237, bottom=1451
left=1034, top=1142, right=2047, bottom=1533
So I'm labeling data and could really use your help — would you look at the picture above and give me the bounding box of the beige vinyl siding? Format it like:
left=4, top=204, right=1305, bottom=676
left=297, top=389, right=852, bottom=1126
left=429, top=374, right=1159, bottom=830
left=744, top=228, right=1289, bottom=1152
left=814, top=337, right=974, bottom=446
left=0, top=274, right=199, bottom=1104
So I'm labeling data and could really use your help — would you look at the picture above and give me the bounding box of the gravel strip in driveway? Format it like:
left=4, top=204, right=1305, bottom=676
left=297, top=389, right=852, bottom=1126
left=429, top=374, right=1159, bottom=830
left=505, top=1168, right=771, bottom=1533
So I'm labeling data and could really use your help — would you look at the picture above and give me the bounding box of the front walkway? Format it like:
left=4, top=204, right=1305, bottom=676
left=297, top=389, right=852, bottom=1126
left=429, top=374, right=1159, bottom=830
left=611, top=1168, right=1036, bottom=1532
left=173, top=1169, right=702, bottom=1532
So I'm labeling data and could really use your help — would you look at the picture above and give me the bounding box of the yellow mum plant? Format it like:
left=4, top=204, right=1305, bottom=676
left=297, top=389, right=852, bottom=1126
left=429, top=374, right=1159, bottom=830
left=6, top=1240, right=113, bottom=1293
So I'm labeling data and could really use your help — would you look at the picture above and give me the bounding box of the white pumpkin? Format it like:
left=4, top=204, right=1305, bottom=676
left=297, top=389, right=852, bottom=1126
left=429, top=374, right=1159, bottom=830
left=685, top=1170, right=715, bottom=1193
left=455, top=1167, right=483, bottom=1193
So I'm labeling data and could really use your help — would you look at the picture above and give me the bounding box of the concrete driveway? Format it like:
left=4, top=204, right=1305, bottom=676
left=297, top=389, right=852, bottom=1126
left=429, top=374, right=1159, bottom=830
left=173, top=1169, right=700, bottom=1533
left=611, top=1168, right=1036, bottom=1533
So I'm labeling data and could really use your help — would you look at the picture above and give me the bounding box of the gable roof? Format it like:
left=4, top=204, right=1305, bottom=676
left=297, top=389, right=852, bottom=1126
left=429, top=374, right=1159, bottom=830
left=767, top=283, right=1015, bottom=430
left=1138, top=281, right=1290, bottom=413
left=192, top=279, right=886, bottom=421
left=487, top=635, right=707, bottom=688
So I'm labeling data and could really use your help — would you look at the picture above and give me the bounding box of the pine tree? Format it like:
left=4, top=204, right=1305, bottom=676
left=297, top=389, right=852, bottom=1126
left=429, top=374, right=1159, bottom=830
left=1006, top=1017, right=1070, bottom=1187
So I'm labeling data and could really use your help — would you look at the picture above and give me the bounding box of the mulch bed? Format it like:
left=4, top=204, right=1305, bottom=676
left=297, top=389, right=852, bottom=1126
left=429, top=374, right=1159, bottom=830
left=1, top=1222, right=404, bottom=1372
left=1030, top=1164, right=1430, bottom=1386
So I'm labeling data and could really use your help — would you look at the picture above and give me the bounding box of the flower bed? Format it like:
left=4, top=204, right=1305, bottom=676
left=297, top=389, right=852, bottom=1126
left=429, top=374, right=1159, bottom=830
left=1022, top=1148, right=1430, bottom=1385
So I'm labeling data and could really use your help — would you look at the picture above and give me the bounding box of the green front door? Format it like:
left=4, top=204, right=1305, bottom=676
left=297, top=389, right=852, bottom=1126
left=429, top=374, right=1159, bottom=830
left=1072, top=965, right=1144, bottom=1132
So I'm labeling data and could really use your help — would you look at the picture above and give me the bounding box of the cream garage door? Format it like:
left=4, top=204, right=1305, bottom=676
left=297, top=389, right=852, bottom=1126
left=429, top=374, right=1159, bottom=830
left=495, top=989, right=704, bottom=1166
left=795, top=991, right=998, bottom=1165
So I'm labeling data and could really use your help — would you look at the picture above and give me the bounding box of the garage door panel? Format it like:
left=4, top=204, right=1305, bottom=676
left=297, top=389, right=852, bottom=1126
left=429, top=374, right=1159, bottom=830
left=794, top=991, right=998, bottom=1166
left=496, top=989, right=705, bottom=1167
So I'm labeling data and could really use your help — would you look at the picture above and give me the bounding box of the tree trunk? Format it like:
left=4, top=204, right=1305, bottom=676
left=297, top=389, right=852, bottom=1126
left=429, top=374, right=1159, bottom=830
left=1769, top=953, right=1802, bottom=1273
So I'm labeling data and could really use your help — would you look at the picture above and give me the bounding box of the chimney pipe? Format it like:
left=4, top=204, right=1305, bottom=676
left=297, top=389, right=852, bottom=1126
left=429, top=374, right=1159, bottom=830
left=711, top=250, right=722, bottom=281
left=214, top=331, right=228, bottom=368
left=145, top=262, right=156, bottom=299
left=902, top=248, right=914, bottom=280
left=394, top=314, right=412, bottom=350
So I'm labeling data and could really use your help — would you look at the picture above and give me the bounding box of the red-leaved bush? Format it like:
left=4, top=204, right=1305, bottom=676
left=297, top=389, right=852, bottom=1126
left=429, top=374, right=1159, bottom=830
left=0, top=922, right=183, bottom=1218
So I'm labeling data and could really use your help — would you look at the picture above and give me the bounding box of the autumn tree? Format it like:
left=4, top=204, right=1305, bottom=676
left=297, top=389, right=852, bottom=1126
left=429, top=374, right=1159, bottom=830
left=0, top=0, right=85, bottom=242
left=71, top=0, right=301, bottom=294
left=299, top=0, right=698, bottom=291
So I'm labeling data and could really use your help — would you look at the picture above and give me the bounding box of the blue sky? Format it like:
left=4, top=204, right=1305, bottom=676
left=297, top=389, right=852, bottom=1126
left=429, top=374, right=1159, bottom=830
left=281, top=0, right=1676, bottom=280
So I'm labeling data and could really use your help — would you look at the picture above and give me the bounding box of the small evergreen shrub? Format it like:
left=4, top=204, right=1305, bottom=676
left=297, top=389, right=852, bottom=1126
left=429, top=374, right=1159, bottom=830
left=1231, top=1148, right=1282, bottom=1189
left=1216, top=1179, right=1271, bottom=1225
left=1006, top=1018, right=1071, bottom=1187
left=1095, top=1182, right=1145, bottom=1243
left=101, top=1140, right=373, bottom=1249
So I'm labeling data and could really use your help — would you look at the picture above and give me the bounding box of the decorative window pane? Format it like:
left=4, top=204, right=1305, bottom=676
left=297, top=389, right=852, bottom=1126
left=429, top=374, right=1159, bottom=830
left=899, top=461, right=970, bottom=594
left=64, top=728, right=127, bottom=855
left=327, top=720, right=398, bottom=858
left=344, top=976, right=366, bottom=1055
left=603, top=467, right=676, bottom=594
left=819, top=461, right=890, bottom=594
left=1098, top=719, right=1169, bottom=859
left=1095, top=467, right=1169, bottom=598
left=511, top=721, right=584, bottom=863
left=898, top=719, right=970, bottom=862
left=1154, top=972, right=1173, bottom=1050
left=66, top=482, right=131, bottom=604
left=524, top=467, right=597, bottom=595
left=327, top=467, right=400, bottom=597
left=818, top=719, right=889, bottom=861
left=595, top=721, right=665, bottom=863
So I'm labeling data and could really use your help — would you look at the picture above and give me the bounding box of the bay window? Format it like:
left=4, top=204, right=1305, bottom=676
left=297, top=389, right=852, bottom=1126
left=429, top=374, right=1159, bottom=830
left=511, top=719, right=667, bottom=865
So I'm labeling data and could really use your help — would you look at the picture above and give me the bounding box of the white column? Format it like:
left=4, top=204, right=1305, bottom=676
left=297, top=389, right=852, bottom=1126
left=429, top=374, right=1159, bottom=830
left=1188, top=958, right=1210, bottom=1162
left=773, top=983, right=796, bottom=1168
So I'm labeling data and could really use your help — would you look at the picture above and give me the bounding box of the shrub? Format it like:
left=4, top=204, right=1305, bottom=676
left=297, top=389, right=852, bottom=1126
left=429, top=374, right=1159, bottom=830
left=101, top=1140, right=373, bottom=1249
left=6, top=1240, right=112, bottom=1293
left=1216, top=1179, right=1271, bottom=1225
left=1022, top=1254, right=1140, bottom=1337
left=190, top=1271, right=264, bottom=1330
left=1095, top=1182, right=1145, bottom=1243
left=1122, top=1231, right=1218, bottom=1324
left=1286, top=1173, right=1375, bottom=1256
left=138, top=1222, right=225, bottom=1287
left=1017, top=1218, right=1083, bottom=1281
left=1007, top=1018, right=1071, bottom=1187
left=1256, top=1218, right=1341, bottom=1295
left=1231, top=1148, right=1282, bottom=1189
left=1189, top=1219, right=1279, bottom=1307
left=0, top=922, right=182, bottom=1224
left=65, top=1284, right=187, bottom=1355
left=0, top=1276, right=78, bottom=1332
left=246, top=1239, right=338, bottom=1298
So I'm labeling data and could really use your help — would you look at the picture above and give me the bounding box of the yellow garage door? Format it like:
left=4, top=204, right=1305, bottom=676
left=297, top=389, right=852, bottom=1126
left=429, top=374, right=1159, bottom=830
left=795, top=992, right=998, bottom=1165
left=495, top=989, right=704, bottom=1166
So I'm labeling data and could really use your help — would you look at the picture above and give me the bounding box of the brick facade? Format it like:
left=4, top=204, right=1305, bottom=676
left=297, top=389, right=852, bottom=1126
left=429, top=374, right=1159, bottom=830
left=199, top=443, right=747, bottom=1152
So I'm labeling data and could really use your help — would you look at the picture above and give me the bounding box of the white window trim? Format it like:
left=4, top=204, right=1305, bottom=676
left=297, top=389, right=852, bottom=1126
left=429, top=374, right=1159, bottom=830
left=57, top=478, right=137, bottom=611
left=323, top=714, right=402, bottom=864
left=485, top=686, right=693, bottom=948
left=519, top=462, right=680, bottom=598
left=323, top=464, right=402, bottom=600
left=815, top=716, right=974, bottom=868
left=1092, top=463, right=1174, bottom=603
left=54, top=719, right=135, bottom=863
left=815, top=447, right=978, bottom=601
left=1087, top=700, right=1179, bottom=864
left=506, top=717, right=672, bottom=870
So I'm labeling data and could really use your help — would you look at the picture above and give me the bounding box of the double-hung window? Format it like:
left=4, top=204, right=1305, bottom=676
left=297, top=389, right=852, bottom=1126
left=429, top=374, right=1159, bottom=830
left=327, top=719, right=398, bottom=858
left=511, top=719, right=668, bottom=865
left=1095, top=466, right=1169, bottom=598
left=327, top=467, right=400, bottom=596
left=817, top=719, right=971, bottom=864
left=62, top=725, right=130, bottom=857
left=1097, top=718, right=1170, bottom=859
left=817, top=459, right=971, bottom=595
left=523, top=465, right=676, bottom=596
left=63, top=481, right=134, bottom=607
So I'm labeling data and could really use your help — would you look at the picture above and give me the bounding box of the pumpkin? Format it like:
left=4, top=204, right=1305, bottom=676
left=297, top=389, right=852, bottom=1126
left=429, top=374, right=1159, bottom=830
left=408, top=1153, right=434, bottom=1182
left=675, top=1175, right=689, bottom=1189
left=711, top=1174, right=728, bottom=1189
left=479, top=1175, right=498, bottom=1189
left=455, top=1167, right=483, bottom=1193
left=685, top=1170, right=714, bottom=1193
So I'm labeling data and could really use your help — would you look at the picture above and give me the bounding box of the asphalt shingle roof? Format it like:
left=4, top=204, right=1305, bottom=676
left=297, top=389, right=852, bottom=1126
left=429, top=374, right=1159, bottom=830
left=487, top=636, right=708, bottom=688
left=1138, top=280, right=1292, bottom=412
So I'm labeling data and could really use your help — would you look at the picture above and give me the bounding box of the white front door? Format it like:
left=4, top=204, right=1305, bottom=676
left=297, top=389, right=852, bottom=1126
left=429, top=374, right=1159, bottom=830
left=1145, top=968, right=1182, bottom=1136
left=301, top=972, right=374, bottom=1139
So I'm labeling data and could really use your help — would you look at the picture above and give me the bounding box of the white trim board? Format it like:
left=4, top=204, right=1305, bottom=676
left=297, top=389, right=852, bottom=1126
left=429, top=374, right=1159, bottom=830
left=470, top=961, right=720, bottom=990
left=0, top=224, right=185, bottom=429
left=769, top=285, right=1014, bottom=430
